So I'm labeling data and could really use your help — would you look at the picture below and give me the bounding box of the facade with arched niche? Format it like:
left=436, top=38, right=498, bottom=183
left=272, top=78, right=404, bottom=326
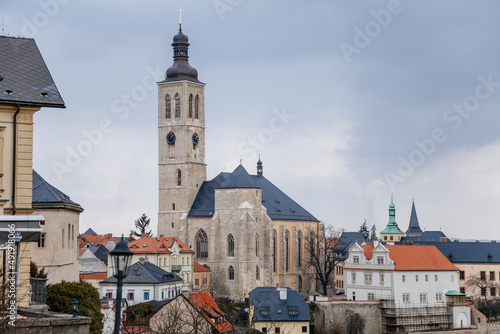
left=157, top=24, right=321, bottom=300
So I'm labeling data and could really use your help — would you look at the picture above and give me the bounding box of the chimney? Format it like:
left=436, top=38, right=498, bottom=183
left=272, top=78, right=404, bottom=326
left=160, top=234, right=164, bottom=238
left=439, top=237, right=447, bottom=242
left=278, top=287, right=287, bottom=300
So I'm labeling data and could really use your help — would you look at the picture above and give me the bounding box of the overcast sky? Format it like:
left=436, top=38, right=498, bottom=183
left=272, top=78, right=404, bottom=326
left=3, top=1, right=500, bottom=240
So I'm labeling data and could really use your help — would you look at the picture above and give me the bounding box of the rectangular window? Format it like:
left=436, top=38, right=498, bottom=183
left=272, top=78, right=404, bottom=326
left=435, top=275, right=438, bottom=282
left=491, top=287, right=496, bottom=297
left=390, top=236, right=393, bottom=241
left=262, top=328, right=267, bottom=333
left=460, top=287, right=465, bottom=294
left=451, top=275, right=454, bottom=281
left=436, top=293, right=443, bottom=302
left=425, top=275, right=429, bottom=282
left=302, top=326, right=307, bottom=333
left=368, top=293, right=375, bottom=300
left=127, top=293, right=134, bottom=300
left=106, top=292, right=112, bottom=299
left=38, top=233, right=46, bottom=248
left=481, top=287, right=486, bottom=296
left=402, top=275, right=406, bottom=283
left=377, top=256, right=384, bottom=264
left=195, top=278, right=199, bottom=286
left=352, top=272, right=356, bottom=283
left=459, top=271, right=465, bottom=280
left=275, top=328, right=280, bottom=333
left=364, top=273, right=372, bottom=284
left=420, top=293, right=427, bottom=303
left=480, top=271, right=486, bottom=280
left=144, top=291, right=150, bottom=300
left=353, top=256, right=360, bottom=264
left=415, top=275, right=419, bottom=282
left=380, top=273, right=385, bottom=285
left=402, top=293, right=410, bottom=303
left=203, top=277, right=207, bottom=285
left=490, top=271, right=495, bottom=281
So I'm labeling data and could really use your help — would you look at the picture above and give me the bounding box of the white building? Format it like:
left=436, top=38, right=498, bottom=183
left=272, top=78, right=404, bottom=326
left=100, top=259, right=183, bottom=306
left=345, top=242, right=460, bottom=307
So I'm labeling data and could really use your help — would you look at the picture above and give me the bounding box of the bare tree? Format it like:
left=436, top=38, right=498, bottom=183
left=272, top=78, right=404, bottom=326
left=304, top=225, right=346, bottom=296
left=466, top=274, right=500, bottom=321
left=209, top=266, right=230, bottom=300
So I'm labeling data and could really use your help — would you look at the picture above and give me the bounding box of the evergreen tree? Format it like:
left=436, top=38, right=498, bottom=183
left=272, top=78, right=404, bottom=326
left=359, top=219, right=369, bottom=240
left=130, top=213, right=153, bottom=238
left=370, top=224, right=377, bottom=241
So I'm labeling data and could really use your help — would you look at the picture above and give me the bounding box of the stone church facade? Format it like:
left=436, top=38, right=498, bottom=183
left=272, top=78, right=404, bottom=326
left=157, top=24, right=321, bottom=300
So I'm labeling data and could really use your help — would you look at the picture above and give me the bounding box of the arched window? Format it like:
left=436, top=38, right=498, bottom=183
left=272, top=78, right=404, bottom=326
left=228, top=266, right=234, bottom=280
left=165, top=95, right=171, bottom=118
left=256, top=265, right=260, bottom=281
left=189, top=94, right=193, bottom=118
left=285, top=230, right=290, bottom=272
left=298, top=275, right=303, bottom=292
left=195, top=95, right=199, bottom=119
left=177, top=170, right=181, bottom=186
left=227, top=234, right=234, bottom=257
left=255, top=234, right=259, bottom=257
left=298, top=230, right=303, bottom=268
left=196, top=230, right=208, bottom=259
left=175, top=94, right=181, bottom=118
left=273, top=230, right=277, bottom=273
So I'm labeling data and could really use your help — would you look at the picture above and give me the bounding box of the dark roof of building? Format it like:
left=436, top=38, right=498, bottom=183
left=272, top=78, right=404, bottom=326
left=401, top=231, right=448, bottom=243
left=0, top=36, right=65, bottom=107
left=188, top=165, right=319, bottom=222
left=100, top=261, right=183, bottom=285
left=32, top=170, right=83, bottom=212
left=89, top=244, right=109, bottom=262
left=402, top=241, right=500, bottom=264
left=83, top=228, right=96, bottom=235
left=335, top=232, right=367, bottom=260
left=161, top=27, right=201, bottom=83
left=405, top=200, right=423, bottom=235
left=249, top=287, right=310, bottom=322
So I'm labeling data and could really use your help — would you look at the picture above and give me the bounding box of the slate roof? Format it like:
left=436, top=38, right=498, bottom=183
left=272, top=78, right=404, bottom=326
left=80, top=233, right=119, bottom=248
left=249, top=287, right=310, bottom=322
left=89, top=244, right=109, bottom=262
left=83, top=228, right=96, bottom=235
left=405, top=201, right=423, bottom=235
left=359, top=244, right=458, bottom=271
left=32, top=170, right=83, bottom=212
left=127, top=235, right=194, bottom=254
left=189, top=165, right=319, bottom=222
left=401, top=231, right=448, bottom=243
left=0, top=36, right=65, bottom=107
left=406, top=241, right=500, bottom=264
left=100, top=261, right=182, bottom=285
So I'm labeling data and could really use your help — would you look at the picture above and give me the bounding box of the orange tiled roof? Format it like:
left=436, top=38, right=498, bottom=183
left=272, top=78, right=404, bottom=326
left=361, top=244, right=459, bottom=271
left=80, top=272, right=108, bottom=280
left=194, top=261, right=211, bottom=273
left=79, top=248, right=87, bottom=256
left=79, top=233, right=119, bottom=248
left=189, top=292, right=235, bottom=333
left=127, top=235, right=194, bottom=254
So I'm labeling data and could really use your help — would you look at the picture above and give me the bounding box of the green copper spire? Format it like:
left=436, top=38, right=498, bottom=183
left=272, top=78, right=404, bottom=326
left=380, top=196, right=404, bottom=235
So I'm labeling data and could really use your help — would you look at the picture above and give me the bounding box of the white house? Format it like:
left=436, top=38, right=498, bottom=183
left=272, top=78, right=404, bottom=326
left=99, top=259, right=183, bottom=306
left=345, top=242, right=460, bottom=307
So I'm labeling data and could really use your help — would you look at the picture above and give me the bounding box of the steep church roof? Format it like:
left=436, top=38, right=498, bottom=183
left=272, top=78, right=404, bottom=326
left=0, top=36, right=65, bottom=107
left=405, top=200, right=423, bottom=235
left=189, top=165, right=319, bottom=222
left=32, top=170, right=83, bottom=212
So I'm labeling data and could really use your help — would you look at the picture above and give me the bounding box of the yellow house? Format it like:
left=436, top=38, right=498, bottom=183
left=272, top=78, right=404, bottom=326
left=0, top=35, right=65, bottom=307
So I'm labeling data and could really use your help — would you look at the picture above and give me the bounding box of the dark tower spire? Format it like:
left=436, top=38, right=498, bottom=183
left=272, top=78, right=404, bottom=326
left=162, top=13, right=200, bottom=83
left=405, top=199, right=423, bottom=237
left=257, top=154, right=263, bottom=178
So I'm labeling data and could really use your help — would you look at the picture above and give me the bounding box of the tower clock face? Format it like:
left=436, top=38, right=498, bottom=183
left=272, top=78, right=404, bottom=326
left=192, top=133, right=199, bottom=146
left=166, top=131, right=176, bottom=144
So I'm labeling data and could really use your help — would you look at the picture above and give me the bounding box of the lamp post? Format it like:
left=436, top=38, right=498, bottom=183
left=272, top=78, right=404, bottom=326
left=71, top=298, right=79, bottom=318
left=109, top=236, right=132, bottom=334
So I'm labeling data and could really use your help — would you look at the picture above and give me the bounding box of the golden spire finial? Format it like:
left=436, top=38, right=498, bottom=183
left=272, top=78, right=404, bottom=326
left=178, top=8, right=183, bottom=26
left=240, top=158, right=242, bottom=165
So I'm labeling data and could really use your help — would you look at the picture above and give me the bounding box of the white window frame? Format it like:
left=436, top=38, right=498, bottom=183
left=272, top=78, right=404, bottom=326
left=420, top=293, right=427, bottom=303
left=402, top=293, right=410, bottom=303
left=353, top=256, right=360, bottom=264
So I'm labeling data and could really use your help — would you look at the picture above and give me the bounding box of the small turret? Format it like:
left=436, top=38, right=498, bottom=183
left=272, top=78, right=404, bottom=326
left=257, top=155, right=263, bottom=178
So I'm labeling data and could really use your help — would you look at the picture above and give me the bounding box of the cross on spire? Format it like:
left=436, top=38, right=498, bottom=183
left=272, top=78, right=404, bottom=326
left=178, top=8, right=183, bottom=26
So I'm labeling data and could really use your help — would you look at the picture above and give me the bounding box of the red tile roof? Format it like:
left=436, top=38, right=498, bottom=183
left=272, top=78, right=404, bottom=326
left=189, top=292, right=235, bottom=333
left=361, top=244, right=459, bottom=271
left=127, top=235, right=194, bottom=254
left=80, top=272, right=108, bottom=280
left=79, top=233, right=119, bottom=248
left=79, top=248, right=87, bottom=256
left=194, top=261, right=212, bottom=273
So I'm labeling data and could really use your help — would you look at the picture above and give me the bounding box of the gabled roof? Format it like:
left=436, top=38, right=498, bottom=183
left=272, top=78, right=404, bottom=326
left=194, top=261, right=211, bottom=273
left=249, top=287, right=310, bottom=322
left=100, top=261, right=182, bottom=285
left=127, top=235, right=194, bottom=254
left=80, top=233, right=119, bottom=248
left=360, top=244, right=458, bottom=271
left=32, top=170, right=83, bottom=212
left=0, top=36, right=65, bottom=107
left=83, top=228, right=96, bottom=235
left=89, top=244, right=109, bottom=262
left=189, top=166, right=319, bottom=222
left=335, top=232, right=367, bottom=260
left=412, top=241, right=500, bottom=264
left=405, top=200, right=423, bottom=235
left=401, top=231, right=448, bottom=243
left=189, top=292, right=235, bottom=333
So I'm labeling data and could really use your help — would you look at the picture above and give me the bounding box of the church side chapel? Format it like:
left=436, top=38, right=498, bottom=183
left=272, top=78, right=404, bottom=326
left=157, top=18, right=321, bottom=300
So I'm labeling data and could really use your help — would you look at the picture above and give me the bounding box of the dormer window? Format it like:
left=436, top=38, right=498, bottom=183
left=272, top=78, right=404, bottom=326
left=288, top=306, right=299, bottom=315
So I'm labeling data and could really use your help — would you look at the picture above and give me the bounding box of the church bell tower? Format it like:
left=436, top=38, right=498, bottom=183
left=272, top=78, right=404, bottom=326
left=157, top=21, right=206, bottom=237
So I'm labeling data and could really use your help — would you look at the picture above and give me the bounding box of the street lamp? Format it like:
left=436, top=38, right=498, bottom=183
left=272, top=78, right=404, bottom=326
left=71, top=298, right=79, bottom=318
left=109, top=236, right=133, bottom=334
